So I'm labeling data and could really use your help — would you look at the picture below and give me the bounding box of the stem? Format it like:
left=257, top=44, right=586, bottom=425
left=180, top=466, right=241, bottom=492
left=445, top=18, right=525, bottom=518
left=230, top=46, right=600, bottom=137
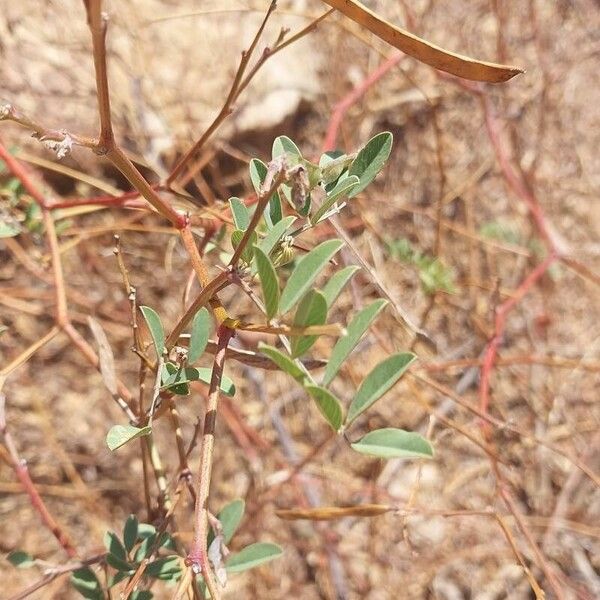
left=83, top=0, right=113, bottom=147
left=228, top=170, right=286, bottom=266
left=107, top=145, right=184, bottom=227
left=0, top=394, right=78, bottom=558
left=165, top=271, right=230, bottom=350
left=179, top=224, right=229, bottom=324
left=41, top=208, right=68, bottom=326
left=186, top=325, right=234, bottom=598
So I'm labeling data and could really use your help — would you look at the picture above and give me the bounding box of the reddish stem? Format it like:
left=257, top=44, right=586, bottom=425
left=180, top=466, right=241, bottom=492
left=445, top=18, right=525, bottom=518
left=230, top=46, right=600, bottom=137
left=322, top=53, right=405, bottom=153
left=0, top=140, right=49, bottom=208
left=479, top=253, right=556, bottom=435
left=0, top=395, right=77, bottom=558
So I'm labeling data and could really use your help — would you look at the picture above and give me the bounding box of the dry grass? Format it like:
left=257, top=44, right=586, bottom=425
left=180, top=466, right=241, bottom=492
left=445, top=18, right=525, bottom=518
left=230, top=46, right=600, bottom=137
left=1, top=1, right=599, bottom=599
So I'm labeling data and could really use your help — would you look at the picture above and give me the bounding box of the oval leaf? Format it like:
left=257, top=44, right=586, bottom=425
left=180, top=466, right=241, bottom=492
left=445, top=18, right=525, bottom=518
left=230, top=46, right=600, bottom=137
left=291, top=290, right=328, bottom=357
left=189, top=307, right=211, bottom=363
left=146, top=556, right=182, bottom=580
left=104, top=531, right=127, bottom=560
left=254, top=247, right=280, bottom=320
left=258, top=343, right=309, bottom=384
left=71, top=567, right=103, bottom=600
left=123, top=515, right=138, bottom=553
left=7, top=550, right=35, bottom=568
left=190, top=367, right=236, bottom=396
left=304, top=385, right=343, bottom=431
left=226, top=542, right=283, bottom=573
left=258, top=215, right=297, bottom=256
left=351, top=428, right=434, bottom=459
left=348, top=132, right=393, bottom=197
left=106, top=424, right=152, bottom=451
left=321, top=265, right=360, bottom=307
left=311, top=174, right=360, bottom=224
left=249, top=158, right=282, bottom=226
left=231, top=229, right=257, bottom=265
left=229, top=197, right=250, bottom=231
left=209, top=499, right=246, bottom=547
left=323, top=299, right=387, bottom=386
left=140, top=305, right=165, bottom=358
left=272, top=135, right=302, bottom=159
left=280, top=239, right=344, bottom=314
left=346, top=353, right=416, bottom=425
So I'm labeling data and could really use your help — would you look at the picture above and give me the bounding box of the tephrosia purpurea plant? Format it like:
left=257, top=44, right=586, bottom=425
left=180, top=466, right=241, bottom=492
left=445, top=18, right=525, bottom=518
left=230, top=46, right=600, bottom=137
left=6, top=2, right=594, bottom=600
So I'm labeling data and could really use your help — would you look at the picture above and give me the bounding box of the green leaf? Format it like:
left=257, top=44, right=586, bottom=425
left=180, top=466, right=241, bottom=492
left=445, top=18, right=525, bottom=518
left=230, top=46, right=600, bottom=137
left=291, top=290, right=327, bottom=357
left=272, top=135, right=302, bottom=159
left=258, top=343, right=309, bottom=384
left=280, top=239, right=344, bottom=314
left=249, top=158, right=282, bottom=226
left=188, top=307, right=211, bottom=363
left=346, top=353, right=416, bottom=425
left=348, top=132, right=393, bottom=197
left=130, top=591, right=153, bottom=600
left=106, top=424, right=152, bottom=451
left=140, top=306, right=165, bottom=358
left=254, top=247, right=279, bottom=319
left=162, top=364, right=236, bottom=397
left=209, top=499, right=245, bottom=547
left=311, top=175, right=360, bottom=224
left=108, top=571, right=130, bottom=588
left=226, top=542, right=283, bottom=573
left=132, top=530, right=174, bottom=563
left=229, top=197, right=250, bottom=231
left=320, top=265, right=360, bottom=308
left=269, top=193, right=283, bottom=225
left=190, top=367, right=236, bottom=396
left=351, top=428, right=434, bottom=459
left=134, top=534, right=156, bottom=562
left=258, top=215, right=296, bottom=257
left=304, top=385, right=343, bottom=431
left=7, top=550, right=35, bottom=568
left=319, top=151, right=354, bottom=185
left=323, top=300, right=388, bottom=386
left=231, top=229, right=257, bottom=265
left=249, top=158, right=268, bottom=193
left=0, top=220, right=20, bottom=238
left=71, top=567, right=103, bottom=600
left=123, top=515, right=138, bottom=554
left=161, top=362, right=191, bottom=396
left=106, top=552, right=134, bottom=573
left=146, top=556, right=182, bottom=580
left=137, top=523, right=156, bottom=539
left=104, top=531, right=127, bottom=560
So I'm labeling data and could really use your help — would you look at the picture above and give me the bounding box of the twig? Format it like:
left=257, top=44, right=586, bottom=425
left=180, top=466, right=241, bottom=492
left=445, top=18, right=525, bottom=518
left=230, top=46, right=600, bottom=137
left=83, top=0, right=113, bottom=148
left=479, top=253, right=557, bottom=430
left=322, top=52, right=405, bottom=152
left=7, top=553, right=106, bottom=600
left=167, top=1, right=278, bottom=186
left=0, top=394, right=78, bottom=558
left=229, top=170, right=287, bottom=266
left=0, top=100, right=96, bottom=151
left=165, top=271, right=231, bottom=349
left=186, top=324, right=234, bottom=599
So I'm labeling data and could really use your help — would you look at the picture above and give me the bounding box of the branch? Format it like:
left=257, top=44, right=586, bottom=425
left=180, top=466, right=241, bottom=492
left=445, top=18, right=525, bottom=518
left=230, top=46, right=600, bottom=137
left=167, top=0, right=278, bottom=186
left=83, top=0, right=113, bottom=147
left=186, top=324, right=235, bottom=599
left=0, top=394, right=78, bottom=558
left=0, top=100, right=97, bottom=152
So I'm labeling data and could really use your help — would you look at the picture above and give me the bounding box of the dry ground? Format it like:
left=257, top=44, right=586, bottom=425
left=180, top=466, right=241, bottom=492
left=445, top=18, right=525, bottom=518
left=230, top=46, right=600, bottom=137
left=1, top=1, right=599, bottom=599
